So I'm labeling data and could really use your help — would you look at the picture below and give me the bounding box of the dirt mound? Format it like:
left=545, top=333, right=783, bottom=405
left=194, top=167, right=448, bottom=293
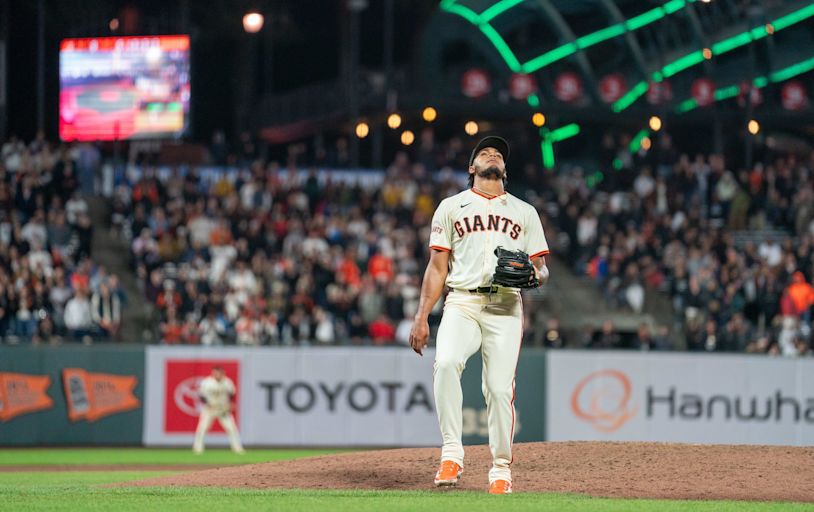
left=122, top=442, right=814, bottom=501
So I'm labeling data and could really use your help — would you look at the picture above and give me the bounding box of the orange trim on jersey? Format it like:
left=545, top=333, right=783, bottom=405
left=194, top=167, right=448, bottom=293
left=430, top=245, right=451, bottom=253
left=470, top=188, right=501, bottom=200
left=529, top=250, right=550, bottom=259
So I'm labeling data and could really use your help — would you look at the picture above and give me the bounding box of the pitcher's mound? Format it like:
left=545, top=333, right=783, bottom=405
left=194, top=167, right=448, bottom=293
left=124, top=442, right=814, bottom=501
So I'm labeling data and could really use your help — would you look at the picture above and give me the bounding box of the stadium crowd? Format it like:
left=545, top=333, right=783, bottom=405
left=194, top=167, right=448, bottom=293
left=552, top=132, right=814, bottom=357
left=2, top=130, right=813, bottom=357
left=0, top=134, right=125, bottom=344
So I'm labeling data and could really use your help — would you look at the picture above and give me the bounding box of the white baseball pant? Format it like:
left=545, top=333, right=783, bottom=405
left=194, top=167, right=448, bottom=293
left=433, top=289, right=522, bottom=483
left=192, top=406, right=245, bottom=453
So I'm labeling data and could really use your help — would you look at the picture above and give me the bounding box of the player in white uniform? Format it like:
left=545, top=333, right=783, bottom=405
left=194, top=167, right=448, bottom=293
left=409, top=136, right=549, bottom=494
left=192, top=366, right=246, bottom=454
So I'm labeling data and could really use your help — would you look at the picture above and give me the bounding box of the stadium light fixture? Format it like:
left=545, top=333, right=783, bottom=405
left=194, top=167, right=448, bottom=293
left=355, top=122, right=369, bottom=139
left=748, top=120, right=760, bottom=135
left=532, top=113, right=546, bottom=127
left=401, top=130, right=415, bottom=145
left=629, top=129, right=650, bottom=153
left=387, top=113, right=402, bottom=129
left=422, top=107, right=437, bottom=122
left=464, top=121, right=479, bottom=136
left=243, top=12, right=264, bottom=33
left=649, top=116, right=662, bottom=131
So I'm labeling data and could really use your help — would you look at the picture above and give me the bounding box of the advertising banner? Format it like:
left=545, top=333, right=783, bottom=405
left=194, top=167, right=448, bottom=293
left=144, top=347, right=439, bottom=447
left=62, top=368, right=140, bottom=422
left=0, top=372, right=54, bottom=422
left=144, top=347, right=548, bottom=447
left=547, top=351, right=814, bottom=445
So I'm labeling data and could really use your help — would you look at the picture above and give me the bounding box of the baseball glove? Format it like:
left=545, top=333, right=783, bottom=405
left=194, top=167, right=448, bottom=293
left=492, top=246, right=539, bottom=289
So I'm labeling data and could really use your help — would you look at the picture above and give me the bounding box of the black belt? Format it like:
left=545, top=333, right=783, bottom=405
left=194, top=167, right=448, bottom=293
left=467, top=286, right=500, bottom=294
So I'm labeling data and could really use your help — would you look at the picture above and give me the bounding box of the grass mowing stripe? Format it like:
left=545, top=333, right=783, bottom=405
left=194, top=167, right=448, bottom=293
left=0, top=448, right=351, bottom=465
left=0, top=471, right=179, bottom=487
left=2, top=486, right=812, bottom=512
left=1, top=474, right=812, bottom=512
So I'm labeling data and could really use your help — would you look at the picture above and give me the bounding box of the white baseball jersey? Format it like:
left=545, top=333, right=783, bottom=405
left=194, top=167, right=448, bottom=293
left=198, top=376, right=236, bottom=414
left=428, top=188, right=549, bottom=290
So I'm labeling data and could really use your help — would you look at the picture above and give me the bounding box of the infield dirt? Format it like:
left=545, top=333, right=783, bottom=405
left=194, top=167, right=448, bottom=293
left=123, top=441, right=814, bottom=501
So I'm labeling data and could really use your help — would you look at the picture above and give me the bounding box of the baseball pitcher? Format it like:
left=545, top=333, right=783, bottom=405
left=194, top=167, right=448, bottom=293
left=409, top=136, right=549, bottom=494
left=192, top=366, right=245, bottom=454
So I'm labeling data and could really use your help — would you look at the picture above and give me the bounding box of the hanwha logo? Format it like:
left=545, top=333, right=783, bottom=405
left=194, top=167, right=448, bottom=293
left=570, top=369, right=638, bottom=432
left=174, top=376, right=205, bottom=417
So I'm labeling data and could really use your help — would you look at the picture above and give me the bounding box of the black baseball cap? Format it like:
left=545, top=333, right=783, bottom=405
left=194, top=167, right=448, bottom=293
left=469, top=136, right=510, bottom=167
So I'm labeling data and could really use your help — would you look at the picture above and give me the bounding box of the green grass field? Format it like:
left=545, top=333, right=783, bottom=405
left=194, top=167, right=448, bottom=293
left=0, top=449, right=812, bottom=512
left=0, top=448, right=347, bottom=465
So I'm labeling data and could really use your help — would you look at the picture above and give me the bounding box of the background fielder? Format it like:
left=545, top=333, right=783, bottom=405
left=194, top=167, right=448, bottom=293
left=193, top=366, right=245, bottom=454
left=410, top=136, right=549, bottom=494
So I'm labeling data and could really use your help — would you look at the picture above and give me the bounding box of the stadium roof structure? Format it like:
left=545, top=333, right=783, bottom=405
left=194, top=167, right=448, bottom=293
left=418, top=0, right=814, bottom=116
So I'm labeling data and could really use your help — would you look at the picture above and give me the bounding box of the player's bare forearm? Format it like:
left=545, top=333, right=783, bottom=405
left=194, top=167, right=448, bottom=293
left=415, top=249, right=450, bottom=321
left=409, top=249, right=449, bottom=356
left=532, top=255, right=550, bottom=285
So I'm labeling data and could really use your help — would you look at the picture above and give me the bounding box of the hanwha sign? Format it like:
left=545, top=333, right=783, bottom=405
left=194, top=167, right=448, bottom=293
left=570, top=369, right=638, bottom=432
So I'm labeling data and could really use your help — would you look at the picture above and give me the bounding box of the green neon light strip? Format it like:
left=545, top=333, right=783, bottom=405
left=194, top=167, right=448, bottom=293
left=481, top=0, right=525, bottom=22
left=662, top=51, right=705, bottom=78
left=612, top=81, right=649, bottom=112
left=541, top=135, right=555, bottom=169
left=539, top=124, right=581, bottom=169
left=480, top=24, right=522, bottom=70
left=441, top=0, right=696, bottom=75
left=440, top=2, right=522, bottom=71
left=770, top=56, right=814, bottom=82
left=617, top=3, right=814, bottom=112
left=550, top=123, right=581, bottom=142
left=674, top=56, right=814, bottom=114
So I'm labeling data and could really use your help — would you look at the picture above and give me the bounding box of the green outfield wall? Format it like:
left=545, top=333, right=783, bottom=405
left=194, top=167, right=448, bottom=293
left=0, top=345, right=145, bottom=445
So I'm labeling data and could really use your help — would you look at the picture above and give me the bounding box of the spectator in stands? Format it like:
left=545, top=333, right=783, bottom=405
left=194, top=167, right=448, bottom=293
left=91, top=282, right=121, bottom=340
left=63, top=289, right=95, bottom=341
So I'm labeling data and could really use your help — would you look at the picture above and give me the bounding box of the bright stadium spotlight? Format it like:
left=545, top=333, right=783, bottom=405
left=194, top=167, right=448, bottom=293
left=243, top=12, right=264, bottom=33
left=355, top=121, right=369, bottom=139
left=422, top=107, right=437, bottom=122
left=464, top=121, right=479, bottom=136
left=387, top=113, right=402, bottom=129
left=649, top=115, right=662, bottom=131
left=532, top=113, right=546, bottom=127
left=748, top=119, right=760, bottom=135
left=401, top=130, right=415, bottom=145
left=641, top=136, right=652, bottom=151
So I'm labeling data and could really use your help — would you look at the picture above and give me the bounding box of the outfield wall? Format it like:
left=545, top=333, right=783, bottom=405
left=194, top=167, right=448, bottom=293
left=0, top=345, right=144, bottom=445
left=547, top=351, right=814, bottom=446
left=3, top=346, right=811, bottom=447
